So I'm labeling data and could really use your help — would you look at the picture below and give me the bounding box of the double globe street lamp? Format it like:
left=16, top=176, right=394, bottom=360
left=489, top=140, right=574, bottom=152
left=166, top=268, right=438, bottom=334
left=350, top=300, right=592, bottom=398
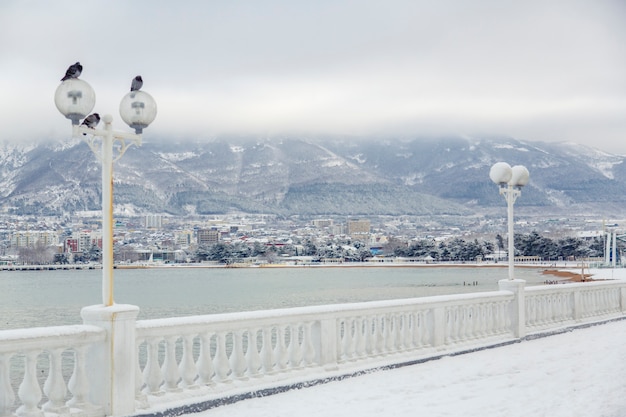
left=55, top=77, right=157, bottom=306
left=489, top=162, right=530, bottom=281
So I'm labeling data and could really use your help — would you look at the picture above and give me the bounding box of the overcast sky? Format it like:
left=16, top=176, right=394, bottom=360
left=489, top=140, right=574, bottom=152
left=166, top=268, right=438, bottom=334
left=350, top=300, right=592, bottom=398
left=1, top=0, right=625, bottom=152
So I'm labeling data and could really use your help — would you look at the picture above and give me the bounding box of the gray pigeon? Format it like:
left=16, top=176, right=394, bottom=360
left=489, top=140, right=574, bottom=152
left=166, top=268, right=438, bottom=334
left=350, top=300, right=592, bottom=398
left=130, top=75, right=143, bottom=91
left=80, top=113, right=100, bottom=133
left=61, top=62, right=82, bottom=81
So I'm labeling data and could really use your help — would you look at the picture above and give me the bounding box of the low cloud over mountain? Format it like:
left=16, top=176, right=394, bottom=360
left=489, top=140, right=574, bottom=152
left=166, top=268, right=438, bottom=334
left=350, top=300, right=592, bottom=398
left=1, top=136, right=624, bottom=218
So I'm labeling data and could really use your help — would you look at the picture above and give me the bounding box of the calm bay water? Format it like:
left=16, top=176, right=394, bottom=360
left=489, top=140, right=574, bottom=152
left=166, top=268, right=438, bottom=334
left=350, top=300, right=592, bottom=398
left=0, top=266, right=548, bottom=330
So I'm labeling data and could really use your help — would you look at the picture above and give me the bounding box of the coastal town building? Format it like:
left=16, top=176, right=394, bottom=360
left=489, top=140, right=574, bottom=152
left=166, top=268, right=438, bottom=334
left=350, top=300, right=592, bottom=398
left=197, top=229, right=220, bottom=245
left=145, top=214, right=163, bottom=229
left=10, top=230, right=59, bottom=248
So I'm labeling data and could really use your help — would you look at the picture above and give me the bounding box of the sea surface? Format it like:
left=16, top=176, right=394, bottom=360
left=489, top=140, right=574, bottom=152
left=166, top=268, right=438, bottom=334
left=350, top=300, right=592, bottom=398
left=0, top=265, right=550, bottom=330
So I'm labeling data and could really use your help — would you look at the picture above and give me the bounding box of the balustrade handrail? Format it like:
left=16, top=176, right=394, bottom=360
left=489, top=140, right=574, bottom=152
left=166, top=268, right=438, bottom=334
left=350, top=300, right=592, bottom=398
left=137, top=290, right=513, bottom=336
left=0, top=324, right=105, bottom=352
left=526, top=279, right=625, bottom=294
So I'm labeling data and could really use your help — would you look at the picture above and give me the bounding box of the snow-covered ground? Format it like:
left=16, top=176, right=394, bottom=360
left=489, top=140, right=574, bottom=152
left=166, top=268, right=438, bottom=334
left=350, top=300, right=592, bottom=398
left=195, top=268, right=626, bottom=417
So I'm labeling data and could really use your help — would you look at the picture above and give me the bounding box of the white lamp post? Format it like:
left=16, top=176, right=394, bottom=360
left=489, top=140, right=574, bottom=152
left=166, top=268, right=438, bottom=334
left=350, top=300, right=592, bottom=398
left=489, top=162, right=529, bottom=280
left=55, top=78, right=157, bottom=306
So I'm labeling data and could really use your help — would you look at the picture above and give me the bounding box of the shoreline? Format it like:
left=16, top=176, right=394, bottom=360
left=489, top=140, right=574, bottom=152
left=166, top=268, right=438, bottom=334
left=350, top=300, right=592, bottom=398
left=116, top=262, right=563, bottom=270
left=117, top=261, right=605, bottom=283
left=3, top=261, right=602, bottom=283
left=116, top=261, right=593, bottom=279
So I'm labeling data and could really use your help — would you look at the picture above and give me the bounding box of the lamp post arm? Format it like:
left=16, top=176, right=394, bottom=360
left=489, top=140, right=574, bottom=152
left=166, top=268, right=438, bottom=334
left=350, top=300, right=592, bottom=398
left=112, top=137, right=141, bottom=163
left=74, top=126, right=142, bottom=163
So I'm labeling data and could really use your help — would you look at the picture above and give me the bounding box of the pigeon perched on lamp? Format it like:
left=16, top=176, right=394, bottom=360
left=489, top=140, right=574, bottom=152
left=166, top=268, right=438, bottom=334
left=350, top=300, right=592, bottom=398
left=61, top=62, right=82, bottom=81
left=131, top=75, right=143, bottom=92
left=80, top=113, right=100, bottom=133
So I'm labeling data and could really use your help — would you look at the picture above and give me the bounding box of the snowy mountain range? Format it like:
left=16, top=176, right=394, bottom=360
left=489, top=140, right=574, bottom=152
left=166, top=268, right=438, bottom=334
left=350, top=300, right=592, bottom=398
left=1, top=135, right=625, bottom=218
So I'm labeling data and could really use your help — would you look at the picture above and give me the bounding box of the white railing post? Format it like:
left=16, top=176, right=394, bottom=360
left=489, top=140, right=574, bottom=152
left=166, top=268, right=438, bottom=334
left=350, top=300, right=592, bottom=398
left=432, top=307, right=445, bottom=348
left=81, top=304, right=139, bottom=417
left=0, top=353, right=14, bottom=417
left=499, top=279, right=526, bottom=338
left=573, top=289, right=582, bottom=321
left=42, top=348, right=68, bottom=415
left=16, top=351, right=42, bottom=417
left=312, top=318, right=338, bottom=370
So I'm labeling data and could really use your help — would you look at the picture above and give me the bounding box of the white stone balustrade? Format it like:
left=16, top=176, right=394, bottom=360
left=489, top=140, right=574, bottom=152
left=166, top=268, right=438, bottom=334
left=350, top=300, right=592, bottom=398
left=525, top=281, right=626, bottom=332
left=1, top=279, right=626, bottom=417
left=0, top=325, right=105, bottom=417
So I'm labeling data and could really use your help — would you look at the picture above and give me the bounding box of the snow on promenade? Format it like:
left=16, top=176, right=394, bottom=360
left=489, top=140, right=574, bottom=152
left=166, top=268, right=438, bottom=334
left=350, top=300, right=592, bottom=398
left=198, top=268, right=626, bottom=417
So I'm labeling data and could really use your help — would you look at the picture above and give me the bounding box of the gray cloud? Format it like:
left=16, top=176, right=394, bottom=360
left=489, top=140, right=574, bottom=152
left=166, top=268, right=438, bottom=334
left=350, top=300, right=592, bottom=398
left=1, top=0, right=625, bottom=152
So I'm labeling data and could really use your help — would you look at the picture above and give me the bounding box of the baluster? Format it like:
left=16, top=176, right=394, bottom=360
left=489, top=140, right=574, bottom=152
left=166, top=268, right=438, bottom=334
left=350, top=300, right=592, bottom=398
left=588, top=291, right=595, bottom=316
left=415, top=312, right=424, bottom=348
left=598, top=290, right=605, bottom=314
left=67, top=346, right=99, bottom=413
left=493, top=302, right=502, bottom=334
left=461, top=306, right=470, bottom=342
left=274, top=326, right=289, bottom=371
left=375, top=315, right=385, bottom=355
left=197, top=333, right=215, bottom=385
left=142, top=338, right=163, bottom=395
left=467, top=306, right=475, bottom=340
left=16, top=351, right=43, bottom=417
left=371, top=316, right=381, bottom=354
left=526, top=297, right=535, bottom=329
left=179, top=334, right=198, bottom=388
left=245, top=329, right=262, bottom=377
left=135, top=340, right=149, bottom=409
left=453, top=307, right=463, bottom=343
left=302, top=322, right=316, bottom=366
left=364, top=317, right=374, bottom=355
left=385, top=313, right=398, bottom=353
left=480, top=304, right=489, bottom=338
left=260, top=327, right=274, bottom=374
left=383, top=315, right=393, bottom=352
left=161, top=336, right=181, bottom=392
left=548, top=295, right=555, bottom=323
left=288, top=325, right=302, bottom=369
left=410, top=312, right=419, bottom=349
left=229, top=331, right=247, bottom=380
left=465, top=306, right=474, bottom=339
left=550, top=295, right=558, bottom=322
left=42, top=348, right=68, bottom=415
left=490, top=303, right=499, bottom=335
left=342, top=318, right=354, bottom=361
left=483, top=303, right=496, bottom=337
left=542, top=295, right=549, bottom=324
left=559, top=294, right=567, bottom=321
left=0, top=353, right=16, bottom=417
left=423, top=310, right=432, bottom=347
left=557, top=294, right=564, bottom=321
left=335, top=320, right=344, bottom=360
left=471, top=306, right=481, bottom=340
left=213, top=332, right=230, bottom=382
left=404, top=313, right=414, bottom=350
left=354, top=318, right=365, bottom=358
left=443, top=309, right=452, bottom=345
left=609, top=289, right=620, bottom=312
left=395, top=314, right=405, bottom=351
left=501, top=301, right=511, bottom=334
left=580, top=291, right=589, bottom=318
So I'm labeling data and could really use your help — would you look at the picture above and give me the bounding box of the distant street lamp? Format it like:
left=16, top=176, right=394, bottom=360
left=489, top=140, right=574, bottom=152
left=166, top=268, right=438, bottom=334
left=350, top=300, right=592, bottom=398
left=55, top=77, right=157, bottom=306
left=489, top=162, right=530, bottom=280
